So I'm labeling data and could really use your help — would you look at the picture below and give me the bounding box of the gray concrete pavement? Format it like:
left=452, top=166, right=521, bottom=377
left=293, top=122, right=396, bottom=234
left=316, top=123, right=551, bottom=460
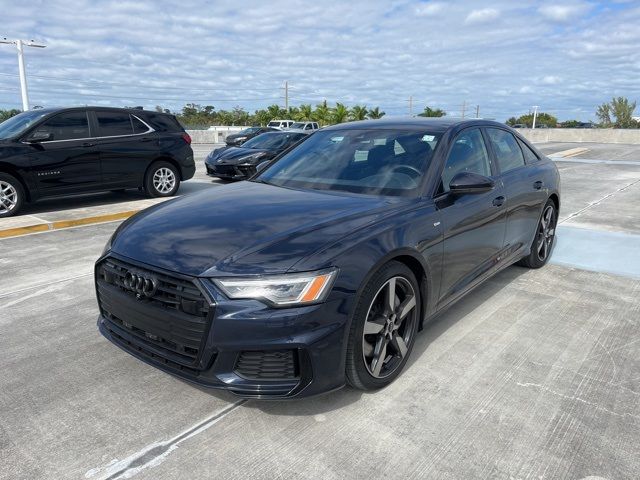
left=536, top=142, right=640, bottom=163
left=1, top=143, right=639, bottom=479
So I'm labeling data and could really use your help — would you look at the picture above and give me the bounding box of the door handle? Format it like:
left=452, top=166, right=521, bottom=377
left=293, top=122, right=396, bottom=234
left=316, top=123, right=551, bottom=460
left=81, top=142, right=95, bottom=147
left=492, top=196, right=505, bottom=207
left=533, top=180, right=543, bottom=190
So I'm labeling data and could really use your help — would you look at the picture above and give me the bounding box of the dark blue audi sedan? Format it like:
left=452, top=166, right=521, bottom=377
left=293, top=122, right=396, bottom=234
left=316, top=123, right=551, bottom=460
left=95, top=118, right=560, bottom=398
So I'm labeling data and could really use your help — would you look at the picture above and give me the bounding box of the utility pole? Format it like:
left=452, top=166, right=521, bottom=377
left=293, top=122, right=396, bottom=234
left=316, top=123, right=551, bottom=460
left=0, top=37, right=46, bottom=111
left=475, top=105, right=480, bottom=118
left=532, top=105, right=539, bottom=129
left=461, top=100, right=466, bottom=119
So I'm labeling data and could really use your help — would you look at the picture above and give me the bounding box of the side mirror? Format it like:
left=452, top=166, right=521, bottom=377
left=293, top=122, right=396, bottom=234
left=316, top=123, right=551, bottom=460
left=449, top=172, right=494, bottom=194
left=27, top=131, right=52, bottom=143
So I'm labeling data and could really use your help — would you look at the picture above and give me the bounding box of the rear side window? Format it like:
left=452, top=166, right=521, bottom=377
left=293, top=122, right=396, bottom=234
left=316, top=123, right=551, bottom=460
left=518, top=138, right=539, bottom=163
left=131, top=115, right=149, bottom=134
left=96, top=112, right=133, bottom=136
left=34, top=111, right=90, bottom=141
left=143, top=113, right=183, bottom=132
left=486, top=128, right=525, bottom=173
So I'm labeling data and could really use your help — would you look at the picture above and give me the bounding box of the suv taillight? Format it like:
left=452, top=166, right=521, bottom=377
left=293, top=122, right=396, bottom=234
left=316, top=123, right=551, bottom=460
left=182, top=133, right=192, bottom=145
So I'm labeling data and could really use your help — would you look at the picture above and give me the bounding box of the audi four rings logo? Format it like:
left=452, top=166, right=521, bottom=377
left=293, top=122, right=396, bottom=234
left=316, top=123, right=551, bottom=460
left=123, top=271, right=158, bottom=298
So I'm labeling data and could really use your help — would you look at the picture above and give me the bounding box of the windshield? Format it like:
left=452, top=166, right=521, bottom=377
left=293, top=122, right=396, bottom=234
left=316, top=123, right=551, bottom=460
left=242, top=132, right=296, bottom=150
left=290, top=123, right=306, bottom=129
left=238, top=127, right=260, bottom=135
left=255, top=129, right=440, bottom=196
left=0, top=110, right=50, bottom=140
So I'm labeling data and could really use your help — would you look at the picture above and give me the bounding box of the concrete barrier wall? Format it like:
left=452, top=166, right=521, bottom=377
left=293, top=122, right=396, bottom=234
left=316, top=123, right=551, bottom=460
left=187, top=127, right=640, bottom=145
left=519, top=128, right=640, bottom=144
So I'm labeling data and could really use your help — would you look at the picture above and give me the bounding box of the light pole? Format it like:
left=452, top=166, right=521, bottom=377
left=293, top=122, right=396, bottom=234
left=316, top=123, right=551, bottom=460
left=0, top=37, right=47, bottom=111
left=532, top=105, right=539, bottom=129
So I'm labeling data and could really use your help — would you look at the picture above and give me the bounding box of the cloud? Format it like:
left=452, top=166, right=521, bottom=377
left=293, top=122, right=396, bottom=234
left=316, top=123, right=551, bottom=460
left=0, top=0, right=637, bottom=122
left=538, top=4, right=590, bottom=22
left=464, top=8, right=500, bottom=25
left=415, top=2, right=444, bottom=17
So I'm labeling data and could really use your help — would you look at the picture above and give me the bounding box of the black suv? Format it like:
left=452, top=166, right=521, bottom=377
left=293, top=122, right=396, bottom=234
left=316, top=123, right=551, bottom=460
left=0, top=106, right=195, bottom=217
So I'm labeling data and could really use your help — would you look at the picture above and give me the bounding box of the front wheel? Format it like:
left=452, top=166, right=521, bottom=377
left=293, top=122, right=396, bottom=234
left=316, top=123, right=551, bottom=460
left=346, top=261, right=421, bottom=390
left=517, top=199, right=557, bottom=268
left=144, top=161, right=180, bottom=198
left=0, top=173, right=25, bottom=218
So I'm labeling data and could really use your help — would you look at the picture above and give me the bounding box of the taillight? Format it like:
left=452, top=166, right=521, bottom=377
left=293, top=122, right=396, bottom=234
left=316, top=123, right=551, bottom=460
left=182, top=133, right=192, bottom=145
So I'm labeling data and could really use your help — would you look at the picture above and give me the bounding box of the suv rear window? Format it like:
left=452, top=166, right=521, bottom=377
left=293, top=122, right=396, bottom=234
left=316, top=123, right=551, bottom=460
left=96, top=112, right=133, bottom=136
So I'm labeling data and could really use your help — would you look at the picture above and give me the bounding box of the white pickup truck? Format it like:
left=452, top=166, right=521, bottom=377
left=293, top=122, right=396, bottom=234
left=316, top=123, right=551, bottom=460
left=286, top=121, right=320, bottom=132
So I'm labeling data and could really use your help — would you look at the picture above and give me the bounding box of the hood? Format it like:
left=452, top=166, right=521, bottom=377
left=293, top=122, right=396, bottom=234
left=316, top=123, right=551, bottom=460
left=208, top=146, right=272, bottom=165
left=110, top=181, right=402, bottom=276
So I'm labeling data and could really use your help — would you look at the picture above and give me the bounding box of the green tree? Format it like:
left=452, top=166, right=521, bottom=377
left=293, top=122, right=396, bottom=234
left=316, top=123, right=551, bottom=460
left=418, top=106, right=446, bottom=117
left=367, top=106, right=385, bottom=119
left=267, top=104, right=285, bottom=120
left=505, top=117, right=517, bottom=126
left=0, top=109, right=20, bottom=122
left=610, top=97, right=636, bottom=128
left=350, top=105, right=368, bottom=121
left=596, top=103, right=612, bottom=127
left=332, top=103, right=349, bottom=123
left=313, top=101, right=331, bottom=125
left=298, top=104, right=313, bottom=121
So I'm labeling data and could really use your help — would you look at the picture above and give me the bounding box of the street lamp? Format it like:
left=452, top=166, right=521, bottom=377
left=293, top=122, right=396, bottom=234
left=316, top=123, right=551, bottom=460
left=532, top=105, right=539, bottom=129
left=0, top=38, right=47, bottom=111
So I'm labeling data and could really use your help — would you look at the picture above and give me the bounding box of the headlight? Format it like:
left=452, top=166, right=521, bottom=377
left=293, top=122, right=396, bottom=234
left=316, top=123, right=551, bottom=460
left=213, top=269, right=337, bottom=307
left=235, top=136, right=247, bottom=141
left=239, top=152, right=267, bottom=165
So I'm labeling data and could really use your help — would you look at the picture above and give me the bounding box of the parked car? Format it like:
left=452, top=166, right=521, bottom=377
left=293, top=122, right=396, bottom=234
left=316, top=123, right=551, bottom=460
left=287, top=121, right=319, bottom=133
left=511, top=123, right=527, bottom=128
left=267, top=119, right=295, bottom=130
left=225, top=126, right=277, bottom=146
left=0, top=107, right=194, bottom=217
left=96, top=118, right=560, bottom=398
left=205, top=131, right=307, bottom=180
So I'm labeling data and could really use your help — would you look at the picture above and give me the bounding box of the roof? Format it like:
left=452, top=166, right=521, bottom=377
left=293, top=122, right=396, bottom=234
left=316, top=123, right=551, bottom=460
left=25, top=106, right=172, bottom=116
left=322, top=116, right=506, bottom=132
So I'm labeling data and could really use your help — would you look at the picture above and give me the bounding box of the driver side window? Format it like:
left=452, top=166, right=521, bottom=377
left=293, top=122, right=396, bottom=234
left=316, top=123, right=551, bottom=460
left=441, top=128, right=491, bottom=193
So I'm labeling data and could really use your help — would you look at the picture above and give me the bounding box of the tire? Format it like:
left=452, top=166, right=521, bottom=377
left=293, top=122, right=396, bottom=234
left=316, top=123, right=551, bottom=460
left=0, top=173, right=25, bottom=218
left=345, top=261, right=421, bottom=391
left=517, top=199, right=557, bottom=269
left=144, top=161, right=180, bottom=198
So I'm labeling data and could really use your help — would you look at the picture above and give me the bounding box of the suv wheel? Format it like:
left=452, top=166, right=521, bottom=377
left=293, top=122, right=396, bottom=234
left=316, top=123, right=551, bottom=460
left=144, top=161, right=180, bottom=198
left=345, top=261, right=420, bottom=390
left=0, top=173, right=25, bottom=218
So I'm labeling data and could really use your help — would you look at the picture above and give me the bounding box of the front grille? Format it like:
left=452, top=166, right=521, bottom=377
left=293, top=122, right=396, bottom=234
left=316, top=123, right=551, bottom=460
left=213, top=165, right=238, bottom=176
left=235, top=350, right=299, bottom=380
left=96, top=257, right=212, bottom=366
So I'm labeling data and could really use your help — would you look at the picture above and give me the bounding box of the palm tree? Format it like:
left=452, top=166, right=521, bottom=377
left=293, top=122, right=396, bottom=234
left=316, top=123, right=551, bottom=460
left=266, top=104, right=285, bottom=121
left=350, top=105, right=368, bottom=121
left=333, top=103, right=349, bottom=124
left=367, top=107, right=385, bottom=119
left=313, top=101, right=330, bottom=125
left=418, top=106, right=446, bottom=117
left=299, top=104, right=313, bottom=121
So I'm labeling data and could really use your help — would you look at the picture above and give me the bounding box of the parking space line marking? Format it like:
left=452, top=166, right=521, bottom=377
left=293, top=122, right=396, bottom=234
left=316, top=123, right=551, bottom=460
left=0, top=210, right=140, bottom=239
left=85, top=399, right=247, bottom=480
left=0, top=273, right=93, bottom=299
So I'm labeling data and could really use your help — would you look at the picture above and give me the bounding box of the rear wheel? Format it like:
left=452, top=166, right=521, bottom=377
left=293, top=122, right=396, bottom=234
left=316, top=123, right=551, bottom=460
left=346, top=261, right=420, bottom=390
left=0, top=173, right=25, bottom=218
left=144, top=161, right=180, bottom=198
left=517, top=199, right=557, bottom=268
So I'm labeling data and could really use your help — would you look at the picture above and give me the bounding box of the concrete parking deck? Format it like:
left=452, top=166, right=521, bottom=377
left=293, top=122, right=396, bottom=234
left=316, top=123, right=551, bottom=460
left=1, top=142, right=639, bottom=479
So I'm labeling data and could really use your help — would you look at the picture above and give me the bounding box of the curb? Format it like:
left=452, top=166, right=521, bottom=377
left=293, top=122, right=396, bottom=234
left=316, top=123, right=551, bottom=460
left=0, top=210, right=139, bottom=239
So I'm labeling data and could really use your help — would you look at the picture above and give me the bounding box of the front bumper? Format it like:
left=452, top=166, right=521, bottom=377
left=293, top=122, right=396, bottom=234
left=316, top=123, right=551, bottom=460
left=95, top=254, right=348, bottom=398
left=205, top=162, right=255, bottom=180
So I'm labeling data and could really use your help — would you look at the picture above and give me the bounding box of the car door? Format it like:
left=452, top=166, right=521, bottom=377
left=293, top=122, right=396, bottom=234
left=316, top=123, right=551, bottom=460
left=91, top=110, right=156, bottom=188
left=484, top=127, right=548, bottom=257
left=435, top=127, right=507, bottom=306
left=26, top=110, right=102, bottom=196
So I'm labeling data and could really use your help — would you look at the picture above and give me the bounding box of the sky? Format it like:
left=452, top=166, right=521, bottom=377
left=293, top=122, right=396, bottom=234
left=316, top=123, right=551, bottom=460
left=0, top=0, right=639, bottom=121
